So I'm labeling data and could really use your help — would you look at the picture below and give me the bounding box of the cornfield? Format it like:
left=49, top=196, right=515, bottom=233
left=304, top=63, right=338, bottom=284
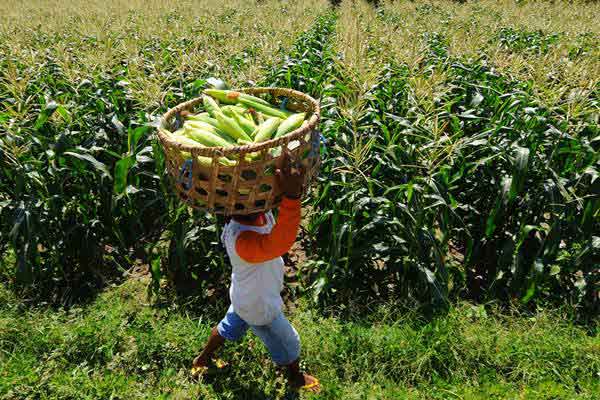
left=0, top=0, right=598, bottom=319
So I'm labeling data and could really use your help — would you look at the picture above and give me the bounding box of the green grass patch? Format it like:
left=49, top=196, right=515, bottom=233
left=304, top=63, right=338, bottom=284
left=1, top=279, right=598, bottom=399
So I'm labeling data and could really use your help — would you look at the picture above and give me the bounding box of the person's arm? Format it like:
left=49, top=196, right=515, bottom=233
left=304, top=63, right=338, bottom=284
left=235, top=151, right=305, bottom=264
left=235, top=197, right=301, bottom=263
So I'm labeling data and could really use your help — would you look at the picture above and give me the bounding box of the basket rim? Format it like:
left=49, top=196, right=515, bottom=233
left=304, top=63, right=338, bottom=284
left=157, top=87, right=321, bottom=157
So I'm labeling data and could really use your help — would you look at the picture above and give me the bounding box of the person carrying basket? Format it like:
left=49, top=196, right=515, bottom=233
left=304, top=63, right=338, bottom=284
left=191, top=151, right=320, bottom=393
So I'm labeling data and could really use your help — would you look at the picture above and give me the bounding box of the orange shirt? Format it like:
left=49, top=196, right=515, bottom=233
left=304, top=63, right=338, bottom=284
left=234, top=197, right=301, bottom=263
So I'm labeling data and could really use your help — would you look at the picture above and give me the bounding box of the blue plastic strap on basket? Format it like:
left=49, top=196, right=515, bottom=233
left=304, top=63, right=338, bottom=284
left=280, top=97, right=289, bottom=111
left=319, top=132, right=327, bottom=146
left=178, top=159, right=193, bottom=190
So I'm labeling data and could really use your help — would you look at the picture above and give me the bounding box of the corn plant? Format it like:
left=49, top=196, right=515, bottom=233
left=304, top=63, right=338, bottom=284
left=0, top=0, right=329, bottom=303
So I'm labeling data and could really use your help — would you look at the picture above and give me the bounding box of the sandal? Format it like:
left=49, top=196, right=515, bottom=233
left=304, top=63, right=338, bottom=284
left=300, top=377, right=321, bottom=392
left=191, top=358, right=228, bottom=379
left=190, top=365, right=208, bottom=379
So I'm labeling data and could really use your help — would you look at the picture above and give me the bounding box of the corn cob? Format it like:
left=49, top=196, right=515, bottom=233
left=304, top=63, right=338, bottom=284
left=184, top=126, right=234, bottom=148
left=254, top=117, right=282, bottom=142
left=181, top=151, right=237, bottom=167
left=204, top=89, right=271, bottom=107
left=191, top=120, right=237, bottom=143
left=215, top=112, right=252, bottom=142
left=186, top=112, right=219, bottom=128
left=221, top=105, right=248, bottom=117
left=203, top=95, right=252, bottom=141
left=170, top=132, right=203, bottom=147
left=184, top=120, right=231, bottom=139
left=232, top=110, right=256, bottom=135
left=237, top=97, right=289, bottom=119
left=274, top=113, right=306, bottom=138
left=202, top=95, right=222, bottom=117
left=244, top=113, right=254, bottom=123
left=247, top=108, right=264, bottom=125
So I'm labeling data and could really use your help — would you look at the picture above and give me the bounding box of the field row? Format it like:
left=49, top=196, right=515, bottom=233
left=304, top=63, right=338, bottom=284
left=0, top=1, right=598, bottom=319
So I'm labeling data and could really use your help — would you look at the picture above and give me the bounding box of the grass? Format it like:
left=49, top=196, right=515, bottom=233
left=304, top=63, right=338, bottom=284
left=1, top=278, right=598, bottom=399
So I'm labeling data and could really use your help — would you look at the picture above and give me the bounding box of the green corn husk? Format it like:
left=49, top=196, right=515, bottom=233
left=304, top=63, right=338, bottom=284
left=204, top=89, right=272, bottom=107
left=171, top=132, right=203, bottom=148
left=237, top=138, right=253, bottom=145
left=238, top=97, right=289, bottom=119
left=181, top=151, right=237, bottom=167
left=186, top=112, right=219, bottom=127
left=222, top=106, right=256, bottom=130
left=256, top=111, right=265, bottom=125
left=202, top=95, right=252, bottom=141
left=184, top=120, right=230, bottom=138
left=254, top=117, right=282, bottom=142
left=184, top=126, right=234, bottom=148
left=275, top=113, right=306, bottom=138
left=203, top=89, right=238, bottom=105
left=239, top=93, right=272, bottom=107
left=247, top=109, right=265, bottom=125
left=221, top=105, right=248, bottom=117
left=245, top=152, right=262, bottom=162
left=202, top=95, right=222, bottom=118
left=232, top=110, right=256, bottom=135
left=249, top=126, right=259, bottom=139
left=215, top=112, right=252, bottom=142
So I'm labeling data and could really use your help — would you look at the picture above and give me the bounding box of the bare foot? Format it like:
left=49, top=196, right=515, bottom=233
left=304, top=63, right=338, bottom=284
left=290, top=373, right=321, bottom=393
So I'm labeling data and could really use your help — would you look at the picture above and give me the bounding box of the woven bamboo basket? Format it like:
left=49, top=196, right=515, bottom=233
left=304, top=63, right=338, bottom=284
left=157, top=87, right=321, bottom=215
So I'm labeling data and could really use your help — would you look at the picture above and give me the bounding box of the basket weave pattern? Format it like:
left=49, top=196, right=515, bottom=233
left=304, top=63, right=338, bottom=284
left=157, top=88, right=321, bottom=215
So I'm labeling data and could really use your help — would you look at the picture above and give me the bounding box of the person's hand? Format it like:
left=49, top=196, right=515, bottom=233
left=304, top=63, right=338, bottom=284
left=276, top=150, right=305, bottom=199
